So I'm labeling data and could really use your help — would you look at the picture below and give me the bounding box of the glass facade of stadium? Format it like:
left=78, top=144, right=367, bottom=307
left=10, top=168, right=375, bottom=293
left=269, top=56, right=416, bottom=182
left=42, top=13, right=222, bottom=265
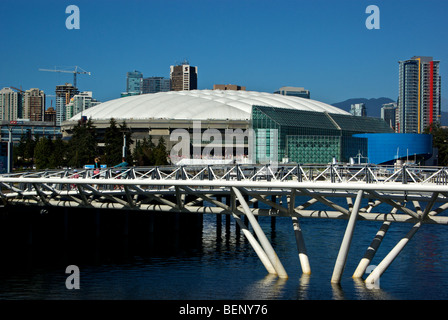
left=251, top=105, right=408, bottom=165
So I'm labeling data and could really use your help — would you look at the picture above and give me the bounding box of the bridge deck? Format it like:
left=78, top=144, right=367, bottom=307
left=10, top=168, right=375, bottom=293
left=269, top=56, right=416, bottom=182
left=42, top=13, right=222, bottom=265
left=1, top=164, right=447, bottom=223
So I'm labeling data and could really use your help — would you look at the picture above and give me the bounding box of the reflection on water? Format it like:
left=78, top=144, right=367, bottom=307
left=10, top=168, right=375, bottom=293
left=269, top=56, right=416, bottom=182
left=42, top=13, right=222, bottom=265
left=352, top=278, right=395, bottom=300
left=297, top=274, right=311, bottom=300
left=0, top=207, right=448, bottom=300
left=243, top=274, right=287, bottom=300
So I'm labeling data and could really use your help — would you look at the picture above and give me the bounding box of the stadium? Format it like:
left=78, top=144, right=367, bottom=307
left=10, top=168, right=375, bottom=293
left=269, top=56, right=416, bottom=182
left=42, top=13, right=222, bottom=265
left=61, top=90, right=433, bottom=165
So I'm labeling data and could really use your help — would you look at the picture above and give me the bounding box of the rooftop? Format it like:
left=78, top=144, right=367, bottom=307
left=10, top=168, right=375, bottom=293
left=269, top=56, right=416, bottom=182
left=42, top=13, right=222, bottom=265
left=69, top=89, right=349, bottom=122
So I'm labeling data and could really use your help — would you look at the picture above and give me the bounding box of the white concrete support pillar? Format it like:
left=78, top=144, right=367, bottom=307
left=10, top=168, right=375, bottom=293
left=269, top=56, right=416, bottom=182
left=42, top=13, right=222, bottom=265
left=365, top=222, right=421, bottom=285
left=352, top=221, right=391, bottom=278
left=331, top=189, right=363, bottom=284
left=290, top=189, right=311, bottom=275
left=232, top=187, right=288, bottom=279
left=231, top=212, right=277, bottom=275
left=292, top=217, right=311, bottom=275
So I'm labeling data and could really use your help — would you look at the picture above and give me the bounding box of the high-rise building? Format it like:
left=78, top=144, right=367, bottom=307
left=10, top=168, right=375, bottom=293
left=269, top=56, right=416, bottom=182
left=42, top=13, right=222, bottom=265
left=65, top=91, right=101, bottom=119
left=126, top=70, right=143, bottom=95
left=397, top=56, right=441, bottom=133
left=44, top=107, right=56, bottom=124
left=170, top=61, right=198, bottom=91
left=0, top=87, right=22, bottom=121
left=350, top=103, right=367, bottom=117
left=55, top=83, right=79, bottom=126
left=24, top=88, right=45, bottom=121
left=213, top=84, right=246, bottom=91
left=381, top=103, right=397, bottom=131
left=142, top=77, right=170, bottom=94
left=274, top=86, right=310, bottom=99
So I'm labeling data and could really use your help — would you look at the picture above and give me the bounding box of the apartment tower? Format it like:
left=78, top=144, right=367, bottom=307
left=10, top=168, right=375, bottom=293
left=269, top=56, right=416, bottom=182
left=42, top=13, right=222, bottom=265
left=55, top=83, right=79, bottom=126
left=24, top=88, right=46, bottom=121
left=0, top=87, right=22, bottom=121
left=397, top=56, right=441, bottom=133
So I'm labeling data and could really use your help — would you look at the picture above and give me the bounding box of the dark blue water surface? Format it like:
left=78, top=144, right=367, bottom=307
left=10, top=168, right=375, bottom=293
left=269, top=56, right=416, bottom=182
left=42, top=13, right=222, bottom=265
left=0, top=206, right=447, bottom=301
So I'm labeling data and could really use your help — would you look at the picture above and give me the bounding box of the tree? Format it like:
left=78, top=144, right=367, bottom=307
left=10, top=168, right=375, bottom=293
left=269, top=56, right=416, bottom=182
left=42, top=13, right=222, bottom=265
left=13, top=134, right=28, bottom=168
left=153, top=136, right=169, bottom=165
left=67, top=117, right=98, bottom=168
left=104, top=119, right=133, bottom=166
left=24, top=132, right=38, bottom=163
left=13, top=131, right=37, bottom=168
left=50, top=136, right=68, bottom=168
left=34, top=136, right=53, bottom=169
left=132, top=135, right=169, bottom=166
left=132, top=137, right=155, bottom=166
left=424, top=123, right=448, bottom=166
left=104, top=118, right=122, bottom=166
left=132, top=139, right=144, bottom=166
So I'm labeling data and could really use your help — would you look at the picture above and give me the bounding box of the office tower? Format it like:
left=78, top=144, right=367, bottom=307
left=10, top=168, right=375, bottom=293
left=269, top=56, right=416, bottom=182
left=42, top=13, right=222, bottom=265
left=170, top=61, right=198, bottom=91
left=142, top=77, right=170, bottom=94
left=381, top=103, right=397, bottom=131
left=350, top=103, right=367, bottom=117
left=274, top=86, right=310, bottom=99
left=24, top=88, right=45, bottom=121
left=213, top=84, right=246, bottom=91
left=397, top=56, right=441, bottom=133
left=65, top=91, right=101, bottom=119
left=55, top=83, right=79, bottom=126
left=0, top=87, right=22, bottom=121
left=126, top=70, right=143, bottom=95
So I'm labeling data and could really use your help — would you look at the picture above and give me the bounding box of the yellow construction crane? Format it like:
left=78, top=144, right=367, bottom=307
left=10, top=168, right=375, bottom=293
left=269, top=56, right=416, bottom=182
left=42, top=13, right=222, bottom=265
left=39, top=66, right=91, bottom=88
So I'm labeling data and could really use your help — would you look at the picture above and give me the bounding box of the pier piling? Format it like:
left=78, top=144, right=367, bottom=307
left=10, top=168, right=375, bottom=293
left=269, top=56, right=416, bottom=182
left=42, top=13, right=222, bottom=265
left=365, top=222, right=421, bottom=285
left=353, top=220, right=391, bottom=278
left=290, top=189, right=311, bottom=275
left=232, top=187, right=288, bottom=279
left=331, top=190, right=363, bottom=284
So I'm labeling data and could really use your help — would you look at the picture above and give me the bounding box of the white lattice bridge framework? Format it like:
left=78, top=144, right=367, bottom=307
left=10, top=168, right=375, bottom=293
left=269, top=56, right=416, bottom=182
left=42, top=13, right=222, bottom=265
left=1, top=163, right=448, bottom=285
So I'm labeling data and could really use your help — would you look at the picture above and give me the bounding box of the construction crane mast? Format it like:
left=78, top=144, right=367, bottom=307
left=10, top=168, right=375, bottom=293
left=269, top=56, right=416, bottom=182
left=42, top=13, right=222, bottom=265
left=39, top=66, right=91, bottom=88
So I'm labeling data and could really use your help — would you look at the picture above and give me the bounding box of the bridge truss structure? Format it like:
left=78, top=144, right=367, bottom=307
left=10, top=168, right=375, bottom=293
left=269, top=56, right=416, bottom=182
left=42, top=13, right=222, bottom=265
left=1, top=163, right=448, bottom=285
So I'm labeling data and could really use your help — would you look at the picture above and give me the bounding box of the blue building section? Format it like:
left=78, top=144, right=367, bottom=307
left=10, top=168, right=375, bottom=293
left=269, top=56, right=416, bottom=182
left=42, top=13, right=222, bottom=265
left=353, top=133, right=433, bottom=165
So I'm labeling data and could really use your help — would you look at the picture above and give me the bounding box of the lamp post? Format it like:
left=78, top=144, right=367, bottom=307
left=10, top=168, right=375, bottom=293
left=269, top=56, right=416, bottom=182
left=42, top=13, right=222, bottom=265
left=121, top=126, right=131, bottom=159
left=122, top=132, right=126, bottom=158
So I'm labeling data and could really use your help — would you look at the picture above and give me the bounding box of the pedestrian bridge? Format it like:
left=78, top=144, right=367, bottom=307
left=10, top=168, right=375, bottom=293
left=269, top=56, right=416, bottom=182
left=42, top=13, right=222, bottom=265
left=1, top=163, right=448, bottom=285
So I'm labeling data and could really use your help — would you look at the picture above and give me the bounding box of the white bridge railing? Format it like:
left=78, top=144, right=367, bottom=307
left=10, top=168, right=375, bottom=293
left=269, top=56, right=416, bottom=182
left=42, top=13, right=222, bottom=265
left=1, top=163, right=448, bottom=185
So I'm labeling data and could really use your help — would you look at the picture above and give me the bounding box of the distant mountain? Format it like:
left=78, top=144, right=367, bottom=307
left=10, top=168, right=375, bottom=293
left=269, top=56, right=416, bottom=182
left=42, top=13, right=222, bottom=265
left=331, top=97, right=395, bottom=118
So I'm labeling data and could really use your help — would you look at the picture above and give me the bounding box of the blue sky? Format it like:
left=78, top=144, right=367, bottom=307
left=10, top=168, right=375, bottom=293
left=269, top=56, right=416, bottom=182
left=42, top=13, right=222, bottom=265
left=0, top=0, right=447, bottom=108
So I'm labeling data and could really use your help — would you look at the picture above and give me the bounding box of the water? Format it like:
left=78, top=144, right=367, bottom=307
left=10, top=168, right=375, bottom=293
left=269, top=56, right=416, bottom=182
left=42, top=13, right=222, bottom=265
left=1, top=194, right=448, bottom=303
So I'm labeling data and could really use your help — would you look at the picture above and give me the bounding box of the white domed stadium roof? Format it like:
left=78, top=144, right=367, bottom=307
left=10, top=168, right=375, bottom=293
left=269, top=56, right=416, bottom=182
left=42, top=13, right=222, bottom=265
left=70, top=89, right=349, bottom=121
